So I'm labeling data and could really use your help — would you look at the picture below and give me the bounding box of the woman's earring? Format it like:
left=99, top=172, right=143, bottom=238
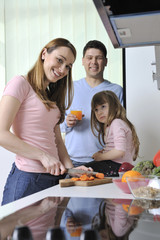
left=42, top=48, right=47, bottom=60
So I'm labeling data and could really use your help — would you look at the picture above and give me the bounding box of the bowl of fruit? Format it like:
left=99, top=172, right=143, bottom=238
left=114, top=157, right=160, bottom=196
left=113, top=170, right=142, bottom=194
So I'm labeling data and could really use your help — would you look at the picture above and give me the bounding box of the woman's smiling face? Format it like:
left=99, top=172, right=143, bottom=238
left=42, top=46, right=75, bottom=87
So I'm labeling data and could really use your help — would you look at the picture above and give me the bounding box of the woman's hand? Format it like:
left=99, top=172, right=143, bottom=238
left=75, top=165, right=93, bottom=172
left=40, top=152, right=66, bottom=175
left=67, top=165, right=93, bottom=177
left=38, top=196, right=64, bottom=214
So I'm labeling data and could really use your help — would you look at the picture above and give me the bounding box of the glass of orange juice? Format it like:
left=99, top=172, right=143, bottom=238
left=70, top=110, right=82, bottom=120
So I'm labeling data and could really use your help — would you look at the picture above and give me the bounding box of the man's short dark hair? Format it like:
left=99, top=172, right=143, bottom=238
left=83, top=40, right=107, bottom=58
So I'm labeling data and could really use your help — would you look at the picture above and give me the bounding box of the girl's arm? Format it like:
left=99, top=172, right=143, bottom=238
left=0, top=95, right=66, bottom=175
left=93, top=120, right=128, bottom=162
left=92, top=149, right=125, bottom=161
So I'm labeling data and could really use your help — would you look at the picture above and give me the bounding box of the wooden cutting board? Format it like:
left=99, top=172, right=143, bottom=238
left=59, top=177, right=112, bottom=187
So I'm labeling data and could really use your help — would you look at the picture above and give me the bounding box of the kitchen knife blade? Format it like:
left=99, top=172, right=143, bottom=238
left=66, top=168, right=99, bottom=176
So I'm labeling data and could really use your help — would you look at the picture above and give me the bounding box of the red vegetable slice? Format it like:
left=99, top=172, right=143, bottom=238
left=153, top=150, right=160, bottom=167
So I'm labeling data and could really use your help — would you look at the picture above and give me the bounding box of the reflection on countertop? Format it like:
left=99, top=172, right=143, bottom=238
left=0, top=196, right=160, bottom=240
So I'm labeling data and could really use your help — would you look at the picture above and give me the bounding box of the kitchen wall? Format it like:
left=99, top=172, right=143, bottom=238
left=126, top=46, right=160, bottom=162
left=0, top=148, right=15, bottom=204
left=0, top=0, right=122, bottom=96
left=0, top=0, right=122, bottom=203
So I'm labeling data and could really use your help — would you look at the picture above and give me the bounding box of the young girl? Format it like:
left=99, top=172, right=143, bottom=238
left=90, top=90, right=139, bottom=174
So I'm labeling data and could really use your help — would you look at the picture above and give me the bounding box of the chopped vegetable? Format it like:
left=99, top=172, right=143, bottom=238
left=71, top=172, right=104, bottom=181
left=132, top=160, right=154, bottom=175
left=80, top=174, right=90, bottom=181
left=95, top=173, right=104, bottom=179
left=71, top=177, right=80, bottom=181
left=89, top=176, right=95, bottom=180
left=152, top=166, right=160, bottom=176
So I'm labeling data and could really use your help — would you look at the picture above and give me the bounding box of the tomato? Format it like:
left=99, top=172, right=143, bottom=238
left=153, top=150, right=160, bottom=167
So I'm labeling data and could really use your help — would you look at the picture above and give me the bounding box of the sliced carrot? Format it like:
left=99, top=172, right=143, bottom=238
left=95, top=173, right=104, bottom=179
left=80, top=174, right=90, bottom=181
left=89, top=176, right=95, bottom=180
left=71, top=173, right=104, bottom=182
left=71, top=177, right=80, bottom=181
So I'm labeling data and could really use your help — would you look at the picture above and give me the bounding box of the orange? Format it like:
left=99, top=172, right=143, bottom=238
left=122, top=204, right=144, bottom=215
left=129, top=206, right=144, bottom=215
left=122, top=204, right=130, bottom=213
left=121, top=170, right=142, bottom=183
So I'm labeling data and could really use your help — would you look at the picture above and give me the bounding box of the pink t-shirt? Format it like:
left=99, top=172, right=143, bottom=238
left=103, top=119, right=135, bottom=164
left=3, top=75, right=61, bottom=173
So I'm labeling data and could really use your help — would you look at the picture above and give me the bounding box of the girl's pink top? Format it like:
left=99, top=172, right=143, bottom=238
left=105, top=200, right=134, bottom=237
left=3, top=75, right=61, bottom=173
left=103, top=119, right=135, bottom=164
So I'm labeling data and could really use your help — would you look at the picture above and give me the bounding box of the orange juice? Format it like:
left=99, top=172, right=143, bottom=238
left=71, top=110, right=82, bottom=120
left=70, top=227, right=82, bottom=237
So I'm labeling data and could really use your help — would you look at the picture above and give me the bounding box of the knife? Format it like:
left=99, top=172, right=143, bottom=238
left=66, top=168, right=99, bottom=176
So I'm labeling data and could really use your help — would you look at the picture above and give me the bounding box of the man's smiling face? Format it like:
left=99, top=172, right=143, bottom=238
left=82, top=48, right=107, bottom=79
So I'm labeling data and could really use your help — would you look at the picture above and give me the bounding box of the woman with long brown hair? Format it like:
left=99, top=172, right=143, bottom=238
left=0, top=38, right=90, bottom=205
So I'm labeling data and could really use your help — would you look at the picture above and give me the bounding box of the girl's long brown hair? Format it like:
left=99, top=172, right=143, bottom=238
left=27, top=38, right=76, bottom=124
left=91, top=91, right=139, bottom=161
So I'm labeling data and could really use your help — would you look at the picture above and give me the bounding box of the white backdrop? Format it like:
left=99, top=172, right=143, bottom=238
left=126, top=46, right=160, bottom=163
left=0, top=148, right=14, bottom=203
left=0, top=0, right=123, bottom=97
